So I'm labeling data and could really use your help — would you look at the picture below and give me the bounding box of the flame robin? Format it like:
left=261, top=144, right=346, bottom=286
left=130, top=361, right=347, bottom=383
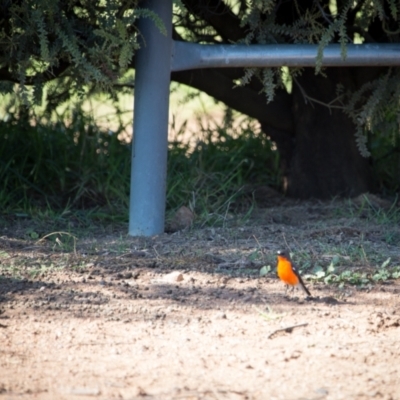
left=276, top=250, right=311, bottom=297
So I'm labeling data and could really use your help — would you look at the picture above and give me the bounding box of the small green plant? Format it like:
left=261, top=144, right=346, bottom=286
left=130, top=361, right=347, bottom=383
left=306, top=256, right=400, bottom=287
left=372, top=258, right=400, bottom=281
left=28, top=263, right=58, bottom=278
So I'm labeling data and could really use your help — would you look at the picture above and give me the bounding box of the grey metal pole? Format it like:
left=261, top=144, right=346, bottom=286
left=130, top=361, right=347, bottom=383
left=171, top=42, right=400, bottom=71
left=129, top=0, right=172, bottom=236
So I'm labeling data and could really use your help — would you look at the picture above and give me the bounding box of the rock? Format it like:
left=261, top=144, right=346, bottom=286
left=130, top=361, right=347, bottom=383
left=68, top=387, right=100, bottom=396
left=168, top=205, right=195, bottom=232
left=162, top=271, right=184, bottom=283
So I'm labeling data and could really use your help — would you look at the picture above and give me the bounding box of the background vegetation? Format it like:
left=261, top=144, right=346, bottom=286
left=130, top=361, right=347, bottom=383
left=1, top=0, right=400, bottom=224
left=1, top=90, right=399, bottom=226
left=0, top=89, right=280, bottom=224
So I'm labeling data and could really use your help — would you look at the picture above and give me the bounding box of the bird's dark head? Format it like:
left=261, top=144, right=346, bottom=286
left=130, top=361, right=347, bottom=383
left=277, top=250, right=288, bottom=258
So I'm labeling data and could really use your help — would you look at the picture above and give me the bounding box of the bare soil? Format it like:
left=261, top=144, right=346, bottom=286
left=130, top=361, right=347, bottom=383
left=1, top=201, right=400, bottom=400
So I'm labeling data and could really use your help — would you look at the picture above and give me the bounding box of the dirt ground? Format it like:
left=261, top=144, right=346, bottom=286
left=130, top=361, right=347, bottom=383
left=1, top=200, right=400, bottom=400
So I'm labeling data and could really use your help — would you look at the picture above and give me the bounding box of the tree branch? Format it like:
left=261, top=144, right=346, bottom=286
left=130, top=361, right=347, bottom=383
left=181, top=0, right=247, bottom=42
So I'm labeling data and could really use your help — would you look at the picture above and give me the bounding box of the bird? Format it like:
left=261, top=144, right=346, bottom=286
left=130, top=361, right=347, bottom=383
left=276, top=250, right=311, bottom=297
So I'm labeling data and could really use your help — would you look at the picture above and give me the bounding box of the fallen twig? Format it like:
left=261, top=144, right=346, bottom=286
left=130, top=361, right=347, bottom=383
left=268, top=323, right=308, bottom=339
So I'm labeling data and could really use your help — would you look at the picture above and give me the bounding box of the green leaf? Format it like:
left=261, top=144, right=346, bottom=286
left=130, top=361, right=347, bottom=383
left=315, top=271, right=326, bottom=279
left=331, top=255, right=340, bottom=265
left=29, top=231, right=39, bottom=239
left=249, top=250, right=259, bottom=261
left=312, top=265, right=325, bottom=278
left=259, top=265, right=271, bottom=277
left=380, top=257, right=391, bottom=269
left=324, top=274, right=336, bottom=284
left=327, top=263, right=336, bottom=274
left=391, top=271, right=400, bottom=279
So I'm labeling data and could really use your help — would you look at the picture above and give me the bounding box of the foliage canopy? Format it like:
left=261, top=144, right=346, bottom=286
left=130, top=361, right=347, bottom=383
left=0, top=0, right=165, bottom=109
left=1, top=1, right=400, bottom=156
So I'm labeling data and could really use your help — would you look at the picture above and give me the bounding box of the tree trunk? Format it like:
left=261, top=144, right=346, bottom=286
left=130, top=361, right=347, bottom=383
left=173, top=67, right=374, bottom=199
left=285, top=68, right=372, bottom=198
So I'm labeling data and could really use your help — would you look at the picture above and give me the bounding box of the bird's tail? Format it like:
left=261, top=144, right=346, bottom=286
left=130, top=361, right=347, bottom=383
left=298, top=276, right=311, bottom=297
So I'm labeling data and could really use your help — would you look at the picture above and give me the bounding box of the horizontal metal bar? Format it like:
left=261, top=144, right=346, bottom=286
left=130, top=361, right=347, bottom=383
left=171, top=41, right=400, bottom=71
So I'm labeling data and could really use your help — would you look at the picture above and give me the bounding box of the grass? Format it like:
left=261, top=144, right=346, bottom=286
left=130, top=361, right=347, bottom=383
left=167, top=109, right=279, bottom=226
left=0, top=101, right=278, bottom=228
left=0, top=112, right=131, bottom=213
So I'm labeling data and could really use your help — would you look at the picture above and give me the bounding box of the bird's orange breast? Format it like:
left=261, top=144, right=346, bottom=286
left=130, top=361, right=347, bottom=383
left=277, top=255, right=299, bottom=286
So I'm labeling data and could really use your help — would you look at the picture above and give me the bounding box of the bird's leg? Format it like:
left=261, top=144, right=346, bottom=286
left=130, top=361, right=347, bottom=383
left=285, top=285, right=295, bottom=299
